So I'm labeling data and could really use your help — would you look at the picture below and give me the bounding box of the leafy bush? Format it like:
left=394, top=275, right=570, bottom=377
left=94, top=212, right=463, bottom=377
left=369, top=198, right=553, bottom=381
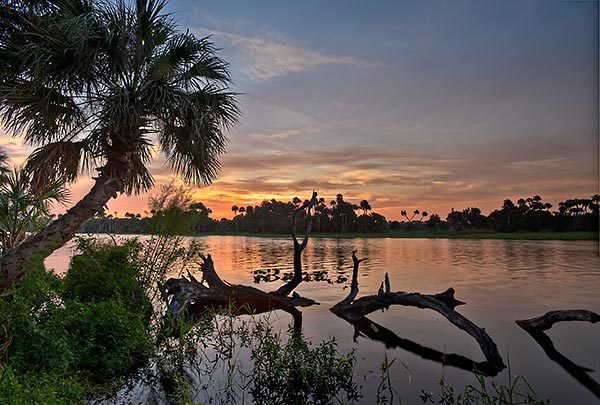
left=63, top=240, right=152, bottom=321
left=0, top=366, right=85, bottom=405
left=0, top=259, right=72, bottom=374
left=0, top=240, right=158, bottom=401
left=59, top=300, right=154, bottom=381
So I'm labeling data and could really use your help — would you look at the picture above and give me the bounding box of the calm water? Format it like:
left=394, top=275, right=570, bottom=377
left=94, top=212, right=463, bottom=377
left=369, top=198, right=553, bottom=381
left=47, top=236, right=600, bottom=404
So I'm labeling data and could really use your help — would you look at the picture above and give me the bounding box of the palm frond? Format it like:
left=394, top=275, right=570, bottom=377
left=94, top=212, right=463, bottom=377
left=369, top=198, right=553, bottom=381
left=0, top=81, right=85, bottom=144
left=24, top=141, right=86, bottom=194
left=1, top=0, right=240, bottom=197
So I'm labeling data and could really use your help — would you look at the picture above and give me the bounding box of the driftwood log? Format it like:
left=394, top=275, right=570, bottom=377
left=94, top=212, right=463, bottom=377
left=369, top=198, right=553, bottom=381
left=160, top=192, right=320, bottom=324
left=330, top=251, right=506, bottom=375
left=161, top=254, right=316, bottom=319
left=516, top=310, right=600, bottom=397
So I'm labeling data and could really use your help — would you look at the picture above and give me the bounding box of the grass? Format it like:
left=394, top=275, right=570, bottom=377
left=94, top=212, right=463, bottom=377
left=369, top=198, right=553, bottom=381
left=186, top=230, right=599, bottom=241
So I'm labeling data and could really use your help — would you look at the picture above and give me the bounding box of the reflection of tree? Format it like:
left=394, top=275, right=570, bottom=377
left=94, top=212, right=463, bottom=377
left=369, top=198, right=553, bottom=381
left=348, top=315, right=501, bottom=376
left=330, top=251, right=506, bottom=376
left=517, top=310, right=600, bottom=398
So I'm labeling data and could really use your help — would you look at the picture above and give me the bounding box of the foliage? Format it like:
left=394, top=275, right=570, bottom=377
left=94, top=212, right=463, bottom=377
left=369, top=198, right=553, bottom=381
left=0, top=0, right=240, bottom=195
left=0, top=166, right=68, bottom=254
left=58, top=299, right=154, bottom=382
left=81, top=192, right=599, bottom=237
left=151, top=310, right=361, bottom=405
left=0, top=366, right=85, bottom=405
left=420, top=372, right=549, bottom=405
left=250, top=327, right=360, bottom=404
left=63, top=239, right=152, bottom=320
left=0, top=240, right=162, bottom=401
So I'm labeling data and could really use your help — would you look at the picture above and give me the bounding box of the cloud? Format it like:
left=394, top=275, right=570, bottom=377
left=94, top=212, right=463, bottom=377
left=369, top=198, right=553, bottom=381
left=507, top=157, right=571, bottom=172
left=192, top=28, right=381, bottom=82
left=0, top=127, right=33, bottom=165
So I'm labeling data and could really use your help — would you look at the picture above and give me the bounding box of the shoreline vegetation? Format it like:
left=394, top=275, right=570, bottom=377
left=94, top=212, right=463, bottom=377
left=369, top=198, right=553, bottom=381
left=85, top=230, right=599, bottom=241
left=208, top=230, right=599, bottom=240
left=79, top=184, right=600, bottom=240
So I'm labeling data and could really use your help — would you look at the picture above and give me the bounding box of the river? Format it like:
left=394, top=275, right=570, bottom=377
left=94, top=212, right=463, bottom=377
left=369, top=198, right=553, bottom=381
left=46, top=236, right=600, bottom=404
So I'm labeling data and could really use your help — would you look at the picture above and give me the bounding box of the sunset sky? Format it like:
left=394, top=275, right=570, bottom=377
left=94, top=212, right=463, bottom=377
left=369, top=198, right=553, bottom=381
left=1, top=0, right=598, bottom=220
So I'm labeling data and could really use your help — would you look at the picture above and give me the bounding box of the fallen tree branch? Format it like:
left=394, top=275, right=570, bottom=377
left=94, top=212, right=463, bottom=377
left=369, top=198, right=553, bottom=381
left=516, top=310, right=600, bottom=398
left=161, top=192, right=323, bottom=324
left=516, top=310, right=600, bottom=332
left=161, top=254, right=317, bottom=322
left=330, top=252, right=506, bottom=375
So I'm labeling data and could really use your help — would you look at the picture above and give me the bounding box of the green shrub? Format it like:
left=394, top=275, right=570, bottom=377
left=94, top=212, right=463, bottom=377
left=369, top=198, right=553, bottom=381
left=0, top=366, right=85, bottom=405
left=0, top=261, right=73, bottom=375
left=60, top=300, right=154, bottom=381
left=63, top=242, right=152, bottom=321
left=0, top=240, right=158, bottom=401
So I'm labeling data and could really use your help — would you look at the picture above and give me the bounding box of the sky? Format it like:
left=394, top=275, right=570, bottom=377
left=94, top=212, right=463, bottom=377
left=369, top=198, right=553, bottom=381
left=0, top=0, right=598, bottom=220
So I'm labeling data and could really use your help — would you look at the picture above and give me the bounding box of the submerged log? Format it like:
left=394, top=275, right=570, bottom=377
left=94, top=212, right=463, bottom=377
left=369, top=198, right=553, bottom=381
left=330, top=251, right=506, bottom=375
left=516, top=310, right=600, bottom=397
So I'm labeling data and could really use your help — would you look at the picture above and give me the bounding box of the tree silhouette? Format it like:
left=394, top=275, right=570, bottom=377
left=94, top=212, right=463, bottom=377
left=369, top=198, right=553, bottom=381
left=359, top=200, right=372, bottom=216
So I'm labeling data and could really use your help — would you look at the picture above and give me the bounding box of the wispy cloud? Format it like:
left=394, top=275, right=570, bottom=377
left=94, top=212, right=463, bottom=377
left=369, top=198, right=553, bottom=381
left=507, top=157, right=571, bottom=172
left=192, top=28, right=381, bottom=82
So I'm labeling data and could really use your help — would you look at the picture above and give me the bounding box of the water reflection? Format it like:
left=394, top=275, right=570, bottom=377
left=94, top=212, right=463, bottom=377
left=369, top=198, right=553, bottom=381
left=343, top=315, right=500, bottom=376
left=46, top=236, right=600, bottom=403
left=517, top=319, right=600, bottom=398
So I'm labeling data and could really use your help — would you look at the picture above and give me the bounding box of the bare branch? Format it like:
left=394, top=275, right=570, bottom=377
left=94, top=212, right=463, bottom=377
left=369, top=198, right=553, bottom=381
left=273, top=191, right=319, bottom=297
left=516, top=309, right=600, bottom=332
left=516, top=310, right=600, bottom=397
left=331, top=252, right=504, bottom=375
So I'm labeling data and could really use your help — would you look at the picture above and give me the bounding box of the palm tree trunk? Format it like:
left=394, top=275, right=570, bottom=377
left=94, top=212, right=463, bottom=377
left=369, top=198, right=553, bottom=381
left=0, top=168, right=123, bottom=291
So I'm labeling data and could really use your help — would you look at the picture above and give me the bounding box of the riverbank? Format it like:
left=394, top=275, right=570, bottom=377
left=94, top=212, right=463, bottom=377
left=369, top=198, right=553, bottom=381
left=98, top=230, right=598, bottom=241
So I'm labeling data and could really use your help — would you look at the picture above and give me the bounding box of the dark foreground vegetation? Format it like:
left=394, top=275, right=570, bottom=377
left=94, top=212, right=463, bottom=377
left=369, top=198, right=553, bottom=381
left=0, top=236, right=362, bottom=403
left=0, top=236, right=552, bottom=404
left=81, top=185, right=599, bottom=237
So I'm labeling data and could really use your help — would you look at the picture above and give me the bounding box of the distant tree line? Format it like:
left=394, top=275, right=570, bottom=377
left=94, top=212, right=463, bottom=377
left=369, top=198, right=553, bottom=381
left=80, top=190, right=599, bottom=235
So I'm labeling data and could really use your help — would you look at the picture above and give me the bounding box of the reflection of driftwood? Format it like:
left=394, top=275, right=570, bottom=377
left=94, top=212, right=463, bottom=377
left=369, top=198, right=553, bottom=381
left=161, top=193, right=320, bottom=323
left=348, top=316, right=501, bottom=376
left=516, top=310, right=600, bottom=397
left=330, top=251, right=506, bottom=375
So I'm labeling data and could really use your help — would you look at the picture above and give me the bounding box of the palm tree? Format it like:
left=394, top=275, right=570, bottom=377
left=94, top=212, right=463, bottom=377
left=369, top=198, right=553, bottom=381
left=359, top=199, right=371, bottom=216
left=0, top=0, right=239, bottom=288
left=231, top=205, right=239, bottom=231
left=359, top=199, right=371, bottom=232
left=401, top=209, right=420, bottom=222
